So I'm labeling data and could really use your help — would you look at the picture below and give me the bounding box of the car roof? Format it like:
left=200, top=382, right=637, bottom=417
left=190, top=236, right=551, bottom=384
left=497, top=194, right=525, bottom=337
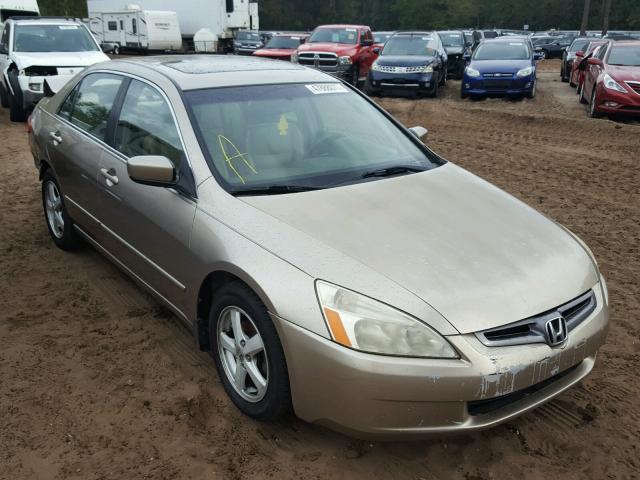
left=393, top=31, right=436, bottom=36
left=611, top=39, right=640, bottom=46
left=8, top=17, right=81, bottom=25
left=315, top=24, right=368, bottom=29
left=97, top=55, right=335, bottom=91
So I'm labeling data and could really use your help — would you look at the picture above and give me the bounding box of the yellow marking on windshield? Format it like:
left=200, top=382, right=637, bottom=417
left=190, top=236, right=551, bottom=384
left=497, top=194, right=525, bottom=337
left=278, top=114, right=289, bottom=136
left=217, top=134, right=257, bottom=184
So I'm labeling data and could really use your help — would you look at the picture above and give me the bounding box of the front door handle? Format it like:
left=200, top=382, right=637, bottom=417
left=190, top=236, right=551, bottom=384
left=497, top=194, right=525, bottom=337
left=49, top=131, right=63, bottom=145
left=100, top=167, right=119, bottom=186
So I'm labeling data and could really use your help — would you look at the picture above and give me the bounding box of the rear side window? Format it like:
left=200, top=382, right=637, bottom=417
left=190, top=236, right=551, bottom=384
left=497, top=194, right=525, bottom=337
left=69, top=73, right=124, bottom=141
left=114, top=79, right=184, bottom=166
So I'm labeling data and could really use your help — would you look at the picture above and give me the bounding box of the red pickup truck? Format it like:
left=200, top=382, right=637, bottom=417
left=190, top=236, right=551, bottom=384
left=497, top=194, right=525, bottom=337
left=293, top=24, right=379, bottom=86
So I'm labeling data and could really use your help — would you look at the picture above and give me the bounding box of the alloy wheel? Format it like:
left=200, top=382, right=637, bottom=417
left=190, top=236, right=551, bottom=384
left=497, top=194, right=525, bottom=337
left=217, top=306, right=269, bottom=403
left=44, top=181, right=64, bottom=239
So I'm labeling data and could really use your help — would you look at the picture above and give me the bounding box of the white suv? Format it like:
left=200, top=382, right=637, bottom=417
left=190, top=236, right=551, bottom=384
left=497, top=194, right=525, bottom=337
left=0, top=17, right=109, bottom=121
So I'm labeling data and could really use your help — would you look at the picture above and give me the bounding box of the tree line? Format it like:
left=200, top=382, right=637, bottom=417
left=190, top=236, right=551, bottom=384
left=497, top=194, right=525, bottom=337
left=39, top=0, right=639, bottom=31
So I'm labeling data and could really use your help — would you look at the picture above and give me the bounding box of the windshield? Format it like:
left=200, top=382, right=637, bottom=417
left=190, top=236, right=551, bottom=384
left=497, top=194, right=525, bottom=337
left=383, top=36, right=438, bottom=56
left=185, top=83, right=442, bottom=193
left=265, top=36, right=301, bottom=49
left=237, top=31, right=260, bottom=41
left=440, top=32, right=464, bottom=47
left=608, top=45, right=640, bottom=66
left=569, top=39, right=590, bottom=52
left=13, top=24, right=98, bottom=52
left=464, top=32, right=474, bottom=44
left=473, top=42, right=530, bottom=60
left=374, top=32, right=392, bottom=43
left=309, top=28, right=358, bottom=45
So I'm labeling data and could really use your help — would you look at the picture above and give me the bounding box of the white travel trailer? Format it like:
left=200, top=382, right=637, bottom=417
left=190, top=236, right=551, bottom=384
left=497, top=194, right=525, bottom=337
left=0, top=0, right=39, bottom=23
left=87, top=0, right=258, bottom=51
left=88, top=6, right=181, bottom=53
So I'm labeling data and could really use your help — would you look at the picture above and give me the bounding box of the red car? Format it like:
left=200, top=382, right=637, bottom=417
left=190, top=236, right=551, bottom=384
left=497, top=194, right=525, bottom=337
left=570, top=40, right=606, bottom=91
left=252, top=33, right=310, bottom=61
left=582, top=40, right=640, bottom=118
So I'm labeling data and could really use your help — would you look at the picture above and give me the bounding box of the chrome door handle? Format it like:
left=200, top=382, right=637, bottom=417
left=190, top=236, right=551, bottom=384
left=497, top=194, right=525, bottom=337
left=49, top=131, right=62, bottom=144
left=100, top=168, right=119, bottom=186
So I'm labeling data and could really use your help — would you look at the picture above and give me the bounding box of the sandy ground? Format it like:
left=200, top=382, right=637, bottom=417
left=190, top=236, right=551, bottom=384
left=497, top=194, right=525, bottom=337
left=1, top=59, right=639, bottom=480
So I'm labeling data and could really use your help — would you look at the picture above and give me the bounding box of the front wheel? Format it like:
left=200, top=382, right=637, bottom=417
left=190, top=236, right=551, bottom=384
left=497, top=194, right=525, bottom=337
left=209, top=282, right=291, bottom=421
left=42, top=170, right=83, bottom=250
left=527, top=80, right=536, bottom=99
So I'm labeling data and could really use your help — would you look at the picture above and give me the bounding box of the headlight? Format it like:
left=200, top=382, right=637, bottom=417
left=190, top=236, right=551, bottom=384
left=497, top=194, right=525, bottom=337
left=516, top=66, right=534, bottom=77
left=338, top=56, right=353, bottom=65
left=603, top=73, right=626, bottom=93
left=422, top=64, right=434, bottom=73
left=465, top=66, right=480, bottom=78
left=316, top=281, right=458, bottom=358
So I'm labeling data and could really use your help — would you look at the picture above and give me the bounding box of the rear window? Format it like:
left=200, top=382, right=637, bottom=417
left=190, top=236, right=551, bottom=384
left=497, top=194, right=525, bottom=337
left=473, top=42, right=530, bottom=60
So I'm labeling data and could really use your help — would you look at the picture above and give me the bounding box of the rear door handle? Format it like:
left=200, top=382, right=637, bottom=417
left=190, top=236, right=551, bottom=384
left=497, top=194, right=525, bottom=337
left=100, top=167, right=119, bottom=186
left=49, top=131, right=62, bottom=145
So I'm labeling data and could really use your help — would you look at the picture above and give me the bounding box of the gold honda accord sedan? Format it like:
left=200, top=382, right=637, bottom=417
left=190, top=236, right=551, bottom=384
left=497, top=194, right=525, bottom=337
left=28, top=56, right=609, bottom=439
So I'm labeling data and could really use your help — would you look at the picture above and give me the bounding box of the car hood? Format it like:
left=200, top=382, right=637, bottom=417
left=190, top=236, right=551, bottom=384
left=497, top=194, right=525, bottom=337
left=608, top=65, right=640, bottom=82
left=471, top=59, right=532, bottom=73
left=299, top=42, right=356, bottom=55
left=377, top=55, right=436, bottom=67
left=11, top=51, right=110, bottom=69
left=253, top=48, right=294, bottom=57
left=241, top=163, right=598, bottom=334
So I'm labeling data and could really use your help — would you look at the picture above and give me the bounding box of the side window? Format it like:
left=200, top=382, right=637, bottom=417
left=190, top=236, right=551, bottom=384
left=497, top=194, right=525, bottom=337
left=58, top=83, right=80, bottom=120
left=114, top=79, right=184, bottom=166
left=108, top=21, right=117, bottom=31
left=120, top=20, right=124, bottom=30
left=359, top=30, right=367, bottom=44
left=69, top=73, right=124, bottom=141
left=132, top=19, right=137, bottom=35
left=1, top=25, right=9, bottom=49
left=597, top=44, right=608, bottom=60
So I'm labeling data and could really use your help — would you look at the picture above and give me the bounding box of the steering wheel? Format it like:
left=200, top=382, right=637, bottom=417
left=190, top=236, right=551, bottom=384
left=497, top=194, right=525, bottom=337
left=307, top=131, right=346, bottom=157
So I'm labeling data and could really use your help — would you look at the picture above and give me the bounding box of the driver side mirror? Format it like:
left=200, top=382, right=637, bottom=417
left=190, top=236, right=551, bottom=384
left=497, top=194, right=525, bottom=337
left=127, top=156, right=176, bottom=186
left=409, top=126, right=428, bottom=140
left=361, top=39, right=374, bottom=47
left=575, top=50, right=584, bottom=58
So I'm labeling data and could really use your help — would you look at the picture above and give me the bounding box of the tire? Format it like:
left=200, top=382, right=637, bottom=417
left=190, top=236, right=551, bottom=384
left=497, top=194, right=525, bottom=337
left=541, top=50, right=549, bottom=60
left=350, top=65, right=360, bottom=88
left=113, top=45, right=120, bottom=55
left=527, top=80, right=536, bottom=99
left=8, top=89, right=26, bottom=122
left=561, top=63, right=569, bottom=82
left=0, top=83, right=8, bottom=108
left=209, top=282, right=291, bottom=421
left=41, top=170, right=83, bottom=251
left=439, top=69, right=446, bottom=87
left=589, top=88, right=601, bottom=118
left=428, top=79, right=439, bottom=98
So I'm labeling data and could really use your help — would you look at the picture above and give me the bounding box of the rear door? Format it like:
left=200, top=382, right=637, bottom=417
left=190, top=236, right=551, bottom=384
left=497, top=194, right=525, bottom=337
left=96, top=77, right=197, bottom=313
left=46, top=73, right=125, bottom=236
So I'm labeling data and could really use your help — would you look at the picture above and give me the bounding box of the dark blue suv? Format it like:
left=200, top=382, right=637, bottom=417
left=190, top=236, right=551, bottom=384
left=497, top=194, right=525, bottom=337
left=365, top=32, right=448, bottom=97
left=461, top=37, right=542, bottom=99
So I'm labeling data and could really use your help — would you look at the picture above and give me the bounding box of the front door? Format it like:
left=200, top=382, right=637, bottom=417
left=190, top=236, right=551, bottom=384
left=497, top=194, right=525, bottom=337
left=96, top=78, right=197, bottom=313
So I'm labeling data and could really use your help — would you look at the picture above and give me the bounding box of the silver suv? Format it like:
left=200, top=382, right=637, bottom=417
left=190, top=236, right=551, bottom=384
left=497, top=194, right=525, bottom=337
left=0, top=16, right=109, bottom=121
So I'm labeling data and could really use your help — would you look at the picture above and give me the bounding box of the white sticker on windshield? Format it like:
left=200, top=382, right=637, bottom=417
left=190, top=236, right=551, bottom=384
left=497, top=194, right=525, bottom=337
left=59, top=25, right=79, bottom=30
left=422, top=37, right=432, bottom=40
left=306, top=84, right=349, bottom=95
left=509, top=42, right=523, bottom=46
left=291, top=36, right=300, bottom=40
left=346, top=28, right=356, bottom=32
left=449, top=34, right=461, bottom=37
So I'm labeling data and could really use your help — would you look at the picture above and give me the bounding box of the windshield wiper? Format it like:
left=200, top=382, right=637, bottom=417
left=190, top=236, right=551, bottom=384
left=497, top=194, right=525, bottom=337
left=361, top=165, right=427, bottom=179
left=230, top=185, right=323, bottom=196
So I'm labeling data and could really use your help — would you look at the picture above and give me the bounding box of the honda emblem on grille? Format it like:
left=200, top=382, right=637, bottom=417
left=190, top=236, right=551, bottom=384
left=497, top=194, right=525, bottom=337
left=545, top=315, right=567, bottom=346
left=313, top=54, right=320, bottom=68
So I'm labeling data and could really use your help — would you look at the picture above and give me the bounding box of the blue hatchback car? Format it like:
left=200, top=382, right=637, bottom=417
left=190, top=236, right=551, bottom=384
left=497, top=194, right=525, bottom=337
left=461, top=38, right=542, bottom=99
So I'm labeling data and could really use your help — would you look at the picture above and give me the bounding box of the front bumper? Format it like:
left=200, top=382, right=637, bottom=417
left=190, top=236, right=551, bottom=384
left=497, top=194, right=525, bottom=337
left=462, top=74, right=535, bottom=96
left=17, top=73, right=75, bottom=108
left=369, top=71, right=435, bottom=92
left=274, top=284, right=608, bottom=440
left=594, top=84, right=640, bottom=117
left=235, top=46, right=261, bottom=55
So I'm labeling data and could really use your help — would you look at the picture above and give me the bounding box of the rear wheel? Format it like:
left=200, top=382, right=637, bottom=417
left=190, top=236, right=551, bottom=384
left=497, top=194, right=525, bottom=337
left=42, top=170, right=83, bottom=251
left=589, top=88, right=601, bottom=118
left=209, top=282, right=291, bottom=421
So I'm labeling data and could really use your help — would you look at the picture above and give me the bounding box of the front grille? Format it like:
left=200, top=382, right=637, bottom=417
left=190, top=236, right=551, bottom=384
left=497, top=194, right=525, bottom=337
left=483, top=79, right=513, bottom=89
left=24, top=66, right=58, bottom=76
left=467, top=362, right=581, bottom=416
left=376, top=65, right=425, bottom=74
left=625, top=81, right=640, bottom=96
left=483, top=73, right=514, bottom=78
left=298, top=52, right=338, bottom=68
left=475, top=290, right=596, bottom=347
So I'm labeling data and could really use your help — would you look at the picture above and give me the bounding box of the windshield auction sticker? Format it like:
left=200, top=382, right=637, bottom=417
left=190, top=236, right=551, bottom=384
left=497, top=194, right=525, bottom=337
left=305, top=84, right=349, bottom=95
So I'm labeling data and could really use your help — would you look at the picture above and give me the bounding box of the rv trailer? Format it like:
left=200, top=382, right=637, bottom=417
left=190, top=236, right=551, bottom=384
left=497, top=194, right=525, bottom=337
left=88, top=6, right=181, bottom=53
left=87, top=0, right=259, bottom=52
left=1, top=0, right=39, bottom=23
